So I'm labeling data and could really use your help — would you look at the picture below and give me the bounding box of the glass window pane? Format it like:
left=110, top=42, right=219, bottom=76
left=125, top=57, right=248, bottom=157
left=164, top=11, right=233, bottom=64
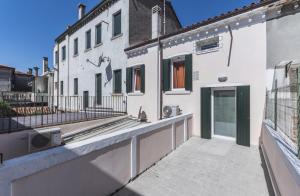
left=113, top=12, right=121, bottom=36
left=86, top=30, right=91, bottom=49
left=214, top=90, right=236, bottom=138
left=96, top=24, right=102, bottom=45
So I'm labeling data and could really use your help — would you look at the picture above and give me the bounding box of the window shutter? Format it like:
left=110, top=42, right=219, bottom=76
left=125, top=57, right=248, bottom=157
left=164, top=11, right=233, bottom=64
left=236, top=86, right=250, bottom=147
left=163, top=59, right=171, bottom=91
left=126, top=67, right=133, bottom=93
left=201, top=87, right=211, bottom=139
left=141, top=64, right=145, bottom=93
left=114, top=70, right=122, bottom=94
left=185, top=54, right=193, bottom=91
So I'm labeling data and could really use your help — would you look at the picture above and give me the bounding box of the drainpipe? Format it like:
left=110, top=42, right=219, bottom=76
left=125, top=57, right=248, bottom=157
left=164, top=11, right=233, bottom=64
left=57, top=42, right=60, bottom=107
left=227, top=25, right=233, bottom=67
left=67, top=35, right=70, bottom=97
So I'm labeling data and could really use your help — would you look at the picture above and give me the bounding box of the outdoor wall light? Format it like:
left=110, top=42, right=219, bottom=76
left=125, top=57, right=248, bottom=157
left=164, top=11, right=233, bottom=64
left=218, top=76, right=228, bottom=82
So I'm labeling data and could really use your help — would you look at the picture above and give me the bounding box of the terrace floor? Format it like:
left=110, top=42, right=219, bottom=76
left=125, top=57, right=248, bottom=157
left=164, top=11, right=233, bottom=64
left=115, top=137, right=275, bottom=196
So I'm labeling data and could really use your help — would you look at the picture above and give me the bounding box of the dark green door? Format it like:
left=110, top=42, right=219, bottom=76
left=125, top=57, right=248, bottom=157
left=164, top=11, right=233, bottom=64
left=83, top=91, right=89, bottom=109
left=236, top=86, right=250, bottom=147
left=96, top=74, right=102, bottom=105
left=201, top=87, right=212, bottom=139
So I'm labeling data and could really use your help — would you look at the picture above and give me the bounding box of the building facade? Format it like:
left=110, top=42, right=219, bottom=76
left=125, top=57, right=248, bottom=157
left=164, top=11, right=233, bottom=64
left=52, top=0, right=181, bottom=109
left=125, top=0, right=297, bottom=146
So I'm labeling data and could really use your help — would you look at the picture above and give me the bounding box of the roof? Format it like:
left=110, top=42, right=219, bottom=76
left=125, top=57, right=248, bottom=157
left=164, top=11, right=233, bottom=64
left=125, top=0, right=278, bottom=52
left=55, top=0, right=118, bottom=43
left=55, top=0, right=182, bottom=43
left=0, top=64, right=15, bottom=70
left=15, top=71, right=33, bottom=77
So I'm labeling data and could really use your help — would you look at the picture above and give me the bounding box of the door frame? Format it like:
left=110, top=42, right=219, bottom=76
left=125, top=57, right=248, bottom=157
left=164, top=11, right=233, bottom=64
left=211, top=87, right=237, bottom=141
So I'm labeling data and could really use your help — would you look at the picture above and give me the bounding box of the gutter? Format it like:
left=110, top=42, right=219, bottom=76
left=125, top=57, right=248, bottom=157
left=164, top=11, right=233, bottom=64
left=227, top=25, right=233, bottom=67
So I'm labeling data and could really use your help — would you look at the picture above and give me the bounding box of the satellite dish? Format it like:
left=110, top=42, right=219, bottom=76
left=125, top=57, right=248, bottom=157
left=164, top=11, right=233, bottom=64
left=163, top=106, right=172, bottom=118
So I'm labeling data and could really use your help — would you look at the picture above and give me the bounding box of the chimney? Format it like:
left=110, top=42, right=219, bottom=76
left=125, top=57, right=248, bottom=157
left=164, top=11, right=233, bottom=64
left=42, top=57, right=49, bottom=74
left=28, top=68, right=33, bottom=75
left=33, top=66, right=39, bottom=77
left=152, top=5, right=162, bottom=39
left=78, top=3, right=86, bottom=20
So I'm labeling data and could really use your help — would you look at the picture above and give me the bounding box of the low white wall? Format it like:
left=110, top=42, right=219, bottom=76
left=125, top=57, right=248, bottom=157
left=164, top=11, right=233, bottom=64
left=0, top=113, right=193, bottom=196
left=261, top=121, right=300, bottom=196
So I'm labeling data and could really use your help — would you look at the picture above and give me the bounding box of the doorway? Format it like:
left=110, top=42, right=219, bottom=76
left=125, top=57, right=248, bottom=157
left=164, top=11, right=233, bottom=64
left=95, top=74, right=102, bottom=105
left=212, top=88, right=236, bottom=140
left=83, top=91, right=89, bottom=109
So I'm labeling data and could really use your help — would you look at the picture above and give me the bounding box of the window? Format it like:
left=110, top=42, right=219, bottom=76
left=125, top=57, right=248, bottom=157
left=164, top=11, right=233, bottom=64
left=113, top=69, right=122, bottom=94
left=95, top=23, right=102, bottom=45
left=55, top=51, right=59, bottom=65
left=60, top=81, right=64, bottom=95
left=163, top=54, right=193, bottom=92
left=196, top=36, right=219, bottom=53
left=74, top=78, right=78, bottom=95
left=173, top=61, right=185, bottom=89
left=74, top=38, right=78, bottom=56
left=126, top=65, right=145, bottom=94
left=134, top=68, right=141, bottom=92
left=61, top=46, right=66, bottom=61
left=113, top=11, right=122, bottom=37
left=85, top=29, right=91, bottom=50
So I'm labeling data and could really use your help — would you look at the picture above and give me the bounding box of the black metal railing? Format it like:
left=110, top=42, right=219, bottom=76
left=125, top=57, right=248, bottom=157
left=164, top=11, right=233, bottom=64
left=0, top=93, right=127, bottom=133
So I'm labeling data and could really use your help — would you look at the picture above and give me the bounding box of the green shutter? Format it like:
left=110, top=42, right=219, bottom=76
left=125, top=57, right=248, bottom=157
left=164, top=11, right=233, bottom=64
left=114, top=70, right=122, bottom=94
left=201, top=87, right=211, bottom=139
left=126, top=67, right=133, bottom=93
left=236, top=86, right=250, bottom=147
left=163, top=59, right=171, bottom=91
left=114, top=12, right=121, bottom=36
left=74, top=78, right=78, bottom=95
left=96, top=74, right=102, bottom=105
left=185, top=54, right=193, bottom=91
left=141, top=64, right=145, bottom=93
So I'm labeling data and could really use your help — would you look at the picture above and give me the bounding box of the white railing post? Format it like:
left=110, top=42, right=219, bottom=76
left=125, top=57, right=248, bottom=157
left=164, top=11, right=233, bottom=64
left=172, top=123, right=176, bottom=150
left=184, top=118, right=188, bottom=142
left=131, top=136, right=137, bottom=179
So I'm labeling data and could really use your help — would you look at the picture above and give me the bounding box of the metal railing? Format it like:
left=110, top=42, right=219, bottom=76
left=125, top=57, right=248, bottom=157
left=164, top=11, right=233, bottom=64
left=265, top=83, right=299, bottom=156
left=0, top=93, right=127, bottom=133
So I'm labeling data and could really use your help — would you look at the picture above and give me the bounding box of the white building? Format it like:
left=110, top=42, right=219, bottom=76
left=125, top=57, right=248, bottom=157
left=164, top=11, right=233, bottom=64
left=125, top=0, right=290, bottom=146
left=52, top=0, right=181, bottom=109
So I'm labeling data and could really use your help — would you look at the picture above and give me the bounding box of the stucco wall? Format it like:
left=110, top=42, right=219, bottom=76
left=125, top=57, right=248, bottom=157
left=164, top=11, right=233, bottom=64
left=267, top=7, right=300, bottom=69
left=54, top=0, right=129, bottom=102
left=261, top=122, right=300, bottom=196
left=12, top=140, right=132, bottom=196
left=127, top=14, right=267, bottom=145
left=128, top=13, right=266, bottom=145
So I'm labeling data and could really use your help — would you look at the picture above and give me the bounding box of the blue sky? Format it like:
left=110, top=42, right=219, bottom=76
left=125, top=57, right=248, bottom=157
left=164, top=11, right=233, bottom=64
left=0, top=0, right=257, bottom=73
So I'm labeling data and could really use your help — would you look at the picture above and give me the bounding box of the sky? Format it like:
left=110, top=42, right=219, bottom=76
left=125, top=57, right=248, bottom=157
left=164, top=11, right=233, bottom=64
left=0, top=0, right=257, bottom=73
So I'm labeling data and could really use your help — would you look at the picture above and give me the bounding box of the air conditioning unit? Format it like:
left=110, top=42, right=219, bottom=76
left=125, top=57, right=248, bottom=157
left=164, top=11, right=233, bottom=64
left=28, top=128, right=62, bottom=153
left=163, top=105, right=181, bottom=118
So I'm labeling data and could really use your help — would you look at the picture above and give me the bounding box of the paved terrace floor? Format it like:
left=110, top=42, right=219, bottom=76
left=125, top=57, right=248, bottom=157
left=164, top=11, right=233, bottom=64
left=115, top=137, right=275, bottom=196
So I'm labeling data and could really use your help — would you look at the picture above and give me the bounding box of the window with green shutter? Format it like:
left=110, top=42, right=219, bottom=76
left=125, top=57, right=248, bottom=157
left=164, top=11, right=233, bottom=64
left=185, top=54, right=193, bottom=91
left=141, top=65, right=145, bottom=93
left=74, top=78, right=78, bottom=95
left=95, top=23, right=102, bottom=45
left=113, top=11, right=121, bottom=37
left=86, top=29, right=91, bottom=50
left=61, top=46, right=66, bottom=61
left=113, top=70, right=122, bottom=94
left=74, top=38, right=78, bottom=56
left=126, top=67, right=133, bottom=93
left=163, top=59, right=171, bottom=91
left=60, top=81, right=64, bottom=95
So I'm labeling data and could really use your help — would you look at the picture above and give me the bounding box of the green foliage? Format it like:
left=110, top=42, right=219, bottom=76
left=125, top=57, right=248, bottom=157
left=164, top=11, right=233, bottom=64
left=0, top=101, right=12, bottom=117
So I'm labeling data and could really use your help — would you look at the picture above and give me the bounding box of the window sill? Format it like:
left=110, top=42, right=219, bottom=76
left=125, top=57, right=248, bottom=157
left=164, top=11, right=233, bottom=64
left=94, top=43, right=103, bottom=48
left=128, top=92, right=144, bottom=96
left=165, top=90, right=191, bottom=95
left=111, top=33, right=123, bottom=41
left=111, top=93, right=123, bottom=96
left=85, top=48, right=92, bottom=53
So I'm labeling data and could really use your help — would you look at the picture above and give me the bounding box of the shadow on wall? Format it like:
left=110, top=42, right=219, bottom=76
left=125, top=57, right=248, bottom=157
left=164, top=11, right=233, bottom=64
left=11, top=140, right=142, bottom=196
left=258, top=146, right=276, bottom=196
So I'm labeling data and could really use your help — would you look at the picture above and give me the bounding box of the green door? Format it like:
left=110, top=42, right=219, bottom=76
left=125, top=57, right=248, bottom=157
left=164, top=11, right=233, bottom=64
left=95, top=74, right=102, bottom=105
left=236, top=86, right=250, bottom=147
left=201, top=87, right=212, bottom=139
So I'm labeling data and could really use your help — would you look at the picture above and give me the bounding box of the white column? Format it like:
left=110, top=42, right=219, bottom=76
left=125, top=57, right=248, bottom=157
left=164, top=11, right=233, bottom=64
left=130, top=136, right=137, bottom=179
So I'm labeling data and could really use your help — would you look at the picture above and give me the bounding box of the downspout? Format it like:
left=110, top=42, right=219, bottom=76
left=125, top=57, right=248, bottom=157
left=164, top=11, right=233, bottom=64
left=67, top=35, right=70, bottom=97
left=57, top=43, right=60, bottom=107
left=227, top=25, right=233, bottom=67
left=159, top=5, right=164, bottom=120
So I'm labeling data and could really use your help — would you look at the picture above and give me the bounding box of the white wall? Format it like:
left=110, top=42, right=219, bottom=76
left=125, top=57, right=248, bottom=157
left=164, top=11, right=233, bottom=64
left=127, top=12, right=267, bottom=145
left=54, top=0, right=129, bottom=102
